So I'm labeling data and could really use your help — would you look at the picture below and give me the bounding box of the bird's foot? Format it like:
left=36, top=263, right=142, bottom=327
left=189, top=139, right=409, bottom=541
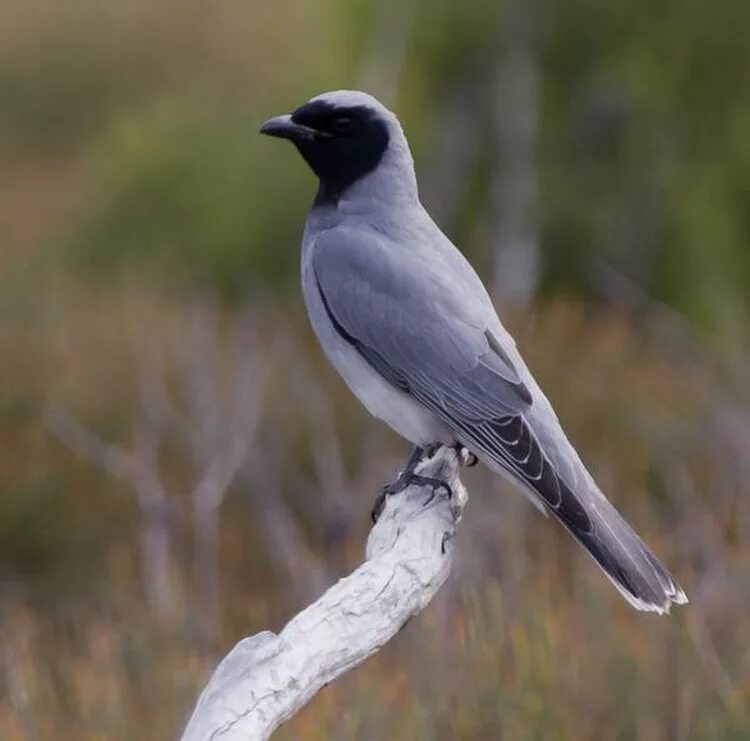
left=372, top=468, right=454, bottom=523
left=370, top=491, right=387, bottom=524
left=371, top=445, right=425, bottom=523
left=371, top=443, right=471, bottom=523
left=415, top=475, right=454, bottom=507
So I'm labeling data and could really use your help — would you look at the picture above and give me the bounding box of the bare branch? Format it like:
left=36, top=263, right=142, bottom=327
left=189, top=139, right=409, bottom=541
left=43, top=304, right=267, bottom=634
left=242, top=445, right=332, bottom=601
left=43, top=404, right=136, bottom=482
left=185, top=308, right=265, bottom=513
left=181, top=446, right=469, bottom=741
left=43, top=403, right=179, bottom=621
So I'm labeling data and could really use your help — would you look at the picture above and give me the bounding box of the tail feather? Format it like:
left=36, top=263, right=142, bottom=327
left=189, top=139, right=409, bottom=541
left=461, top=417, right=687, bottom=614
left=566, top=485, right=688, bottom=613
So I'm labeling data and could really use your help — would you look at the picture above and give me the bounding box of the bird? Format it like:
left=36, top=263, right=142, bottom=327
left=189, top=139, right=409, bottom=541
left=260, top=89, right=687, bottom=615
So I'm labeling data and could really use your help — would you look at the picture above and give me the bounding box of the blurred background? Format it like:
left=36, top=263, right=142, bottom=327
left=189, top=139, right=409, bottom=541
left=2, top=0, right=750, bottom=738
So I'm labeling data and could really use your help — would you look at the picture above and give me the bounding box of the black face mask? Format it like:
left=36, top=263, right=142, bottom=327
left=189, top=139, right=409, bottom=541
left=290, top=101, right=390, bottom=202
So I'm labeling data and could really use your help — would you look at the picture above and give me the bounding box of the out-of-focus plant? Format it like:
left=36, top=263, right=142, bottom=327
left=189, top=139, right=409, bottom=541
left=63, top=106, right=311, bottom=297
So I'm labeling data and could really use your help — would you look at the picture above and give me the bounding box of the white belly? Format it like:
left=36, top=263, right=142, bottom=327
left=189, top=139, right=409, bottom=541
left=301, top=255, right=450, bottom=446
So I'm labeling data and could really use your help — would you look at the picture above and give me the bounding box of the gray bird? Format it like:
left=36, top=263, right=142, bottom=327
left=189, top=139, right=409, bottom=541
left=260, top=90, right=687, bottom=614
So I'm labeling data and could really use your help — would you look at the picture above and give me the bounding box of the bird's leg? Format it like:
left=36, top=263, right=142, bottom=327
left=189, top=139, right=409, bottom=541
left=372, top=444, right=458, bottom=523
left=371, top=445, right=425, bottom=523
left=393, top=444, right=426, bottom=485
left=423, top=442, right=443, bottom=459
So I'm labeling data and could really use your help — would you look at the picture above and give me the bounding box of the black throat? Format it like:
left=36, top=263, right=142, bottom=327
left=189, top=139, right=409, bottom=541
left=290, top=101, right=390, bottom=205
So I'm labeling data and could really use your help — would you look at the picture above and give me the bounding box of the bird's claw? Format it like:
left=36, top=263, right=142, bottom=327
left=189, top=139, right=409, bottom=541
left=371, top=470, right=417, bottom=523
left=371, top=489, right=388, bottom=523
left=414, top=475, right=453, bottom=507
left=371, top=443, right=468, bottom=523
left=371, top=469, right=453, bottom=523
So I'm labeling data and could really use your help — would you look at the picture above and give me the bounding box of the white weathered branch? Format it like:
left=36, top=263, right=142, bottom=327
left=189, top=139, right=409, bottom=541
left=181, top=446, right=469, bottom=740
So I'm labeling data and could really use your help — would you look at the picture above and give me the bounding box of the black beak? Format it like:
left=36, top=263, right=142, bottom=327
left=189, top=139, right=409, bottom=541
left=259, top=114, right=323, bottom=142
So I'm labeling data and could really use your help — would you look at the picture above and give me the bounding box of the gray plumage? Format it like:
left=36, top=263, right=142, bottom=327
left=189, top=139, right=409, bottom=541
left=262, top=90, right=687, bottom=614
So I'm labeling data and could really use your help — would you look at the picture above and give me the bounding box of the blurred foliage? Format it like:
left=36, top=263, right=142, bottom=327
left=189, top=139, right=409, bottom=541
left=2, top=286, right=750, bottom=739
left=540, top=0, right=750, bottom=328
left=3, top=0, right=748, bottom=320
left=2, top=0, right=750, bottom=738
left=67, top=106, right=308, bottom=296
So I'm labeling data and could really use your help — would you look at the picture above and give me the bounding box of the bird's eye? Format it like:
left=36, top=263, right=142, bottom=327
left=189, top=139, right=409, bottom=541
left=331, top=116, right=354, bottom=134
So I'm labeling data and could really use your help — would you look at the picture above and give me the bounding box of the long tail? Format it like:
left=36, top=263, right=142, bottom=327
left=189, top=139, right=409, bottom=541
left=544, top=472, right=688, bottom=614
left=460, top=416, right=687, bottom=614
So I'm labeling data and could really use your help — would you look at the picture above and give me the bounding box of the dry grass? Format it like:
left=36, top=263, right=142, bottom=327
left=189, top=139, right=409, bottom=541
left=2, top=279, right=749, bottom=739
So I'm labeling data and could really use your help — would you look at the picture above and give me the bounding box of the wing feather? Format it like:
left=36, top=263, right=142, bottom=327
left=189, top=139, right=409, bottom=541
left=312, top=227, right=686, bottom=613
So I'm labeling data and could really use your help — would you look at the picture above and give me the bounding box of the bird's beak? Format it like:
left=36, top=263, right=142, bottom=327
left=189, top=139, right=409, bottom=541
left=259, top=114, right=321, bottom=142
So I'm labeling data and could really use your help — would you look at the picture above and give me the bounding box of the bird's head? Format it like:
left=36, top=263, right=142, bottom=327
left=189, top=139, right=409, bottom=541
left=260, top=90, right=416, bottom=205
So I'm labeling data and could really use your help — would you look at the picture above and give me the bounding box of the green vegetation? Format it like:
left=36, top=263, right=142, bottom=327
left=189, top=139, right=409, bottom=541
left=68, top=107, right=308, bottom=296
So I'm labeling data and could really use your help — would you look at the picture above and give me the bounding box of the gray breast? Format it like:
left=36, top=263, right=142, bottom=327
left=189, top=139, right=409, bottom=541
left=300, top=229, right=449, bottom=446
